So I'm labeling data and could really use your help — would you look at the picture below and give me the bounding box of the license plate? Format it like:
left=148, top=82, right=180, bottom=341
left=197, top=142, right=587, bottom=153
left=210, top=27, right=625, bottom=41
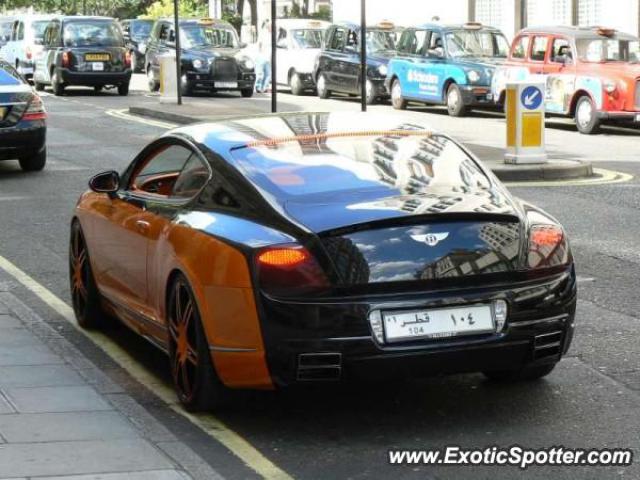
left=215, top=81, right=238, bottom=89
left=382, top=305, right=495, bottom=343
left=85, top=53, right=110, bottom=61
left=486, top=93, right=493, bottom=100
left=91, top=62, right=104, bottom=71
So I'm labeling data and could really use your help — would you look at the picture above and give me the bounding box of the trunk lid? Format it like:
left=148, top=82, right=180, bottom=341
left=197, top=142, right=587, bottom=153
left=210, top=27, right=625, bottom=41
left=0, top=84, right=32, bottom=128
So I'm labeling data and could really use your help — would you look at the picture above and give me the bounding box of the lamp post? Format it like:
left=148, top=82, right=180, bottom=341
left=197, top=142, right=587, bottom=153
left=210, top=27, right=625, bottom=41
left=271, top=0, right=277, bottom=113
left=173, top=0, right=182, bottom=105
left=360, top=0, right=367, bottom=112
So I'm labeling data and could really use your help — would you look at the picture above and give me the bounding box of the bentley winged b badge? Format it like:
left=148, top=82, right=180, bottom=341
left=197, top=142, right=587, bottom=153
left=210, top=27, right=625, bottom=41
left=410, top=232, right=449, bottom=247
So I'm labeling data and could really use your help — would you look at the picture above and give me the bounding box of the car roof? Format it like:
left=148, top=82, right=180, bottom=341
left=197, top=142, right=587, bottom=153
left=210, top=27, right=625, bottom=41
left=60, top=16, right=117, bottom=22
left=3, top=14, right=55, bottom=21
left=275, top=19, right=330, bottom=29
left=332, top=21, right=401, bottom=31
left=414, top=23, right=503, bottom=33
left=157, top=17, right=233, bottom=28
left=519, top=25, right=638, bottom=41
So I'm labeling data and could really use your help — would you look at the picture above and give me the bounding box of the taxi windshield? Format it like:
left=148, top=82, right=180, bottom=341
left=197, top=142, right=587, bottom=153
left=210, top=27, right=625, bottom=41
left=366, top=29, right=397, bottom=53
left=576, top=37, right=640, bottom=63
left=291, top=29, right=323, bottom=49
left=63, top=21, right=123, bottom=47
left=181, top=24, right=238, bottom=49
left=445, top=29, right=510, bottom=58
left=131, top=21, right=153, bottom=39
left=31, top=20, right=50, bottom=44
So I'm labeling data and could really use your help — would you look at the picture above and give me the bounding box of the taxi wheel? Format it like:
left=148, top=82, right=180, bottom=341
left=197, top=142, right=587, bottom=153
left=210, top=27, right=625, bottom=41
left=290, top=73, right=305, bottom=96
left=483, top=363, right=556, bottom=382
left=34, top=81, right=45, bottom=92
left=167, top=275, right=230, bottom=412
left=69, top=221, right=109, bottom=330
left=241, top=88, right=254, bottom=98
left=391, top=79, right=407, bottom=110
left=147, top=67, right=159, bottom=92
left=365, top=79, right=378, bottom=105
left=19, top=147, right=46, bottom=172
left=317, top=72, right=331, bottom=99
left=51, top=70, right=65, bottom=96
left=446, top=83, right=468, bottom=117
left=575, top=95, right=601, bottom=134
left=118, top=83, right=130, bottom=96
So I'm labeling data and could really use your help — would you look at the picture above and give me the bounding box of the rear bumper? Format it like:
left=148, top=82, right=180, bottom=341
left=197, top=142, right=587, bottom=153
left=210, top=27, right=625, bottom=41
left=0, top=122, right=46, bottom=160
left=59, top=68, right=132, bottom=86
left=258, top=267, right=577, bottom=387
left=184, top=71, right=256, bottom=91
left=460, top=85, right=494, bottom=107
left=370, top=77, right=389, bottom=98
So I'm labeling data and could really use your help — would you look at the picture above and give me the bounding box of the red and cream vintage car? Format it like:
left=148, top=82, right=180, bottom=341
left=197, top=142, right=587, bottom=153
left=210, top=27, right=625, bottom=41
left=492, top=26, right=640, bottom=134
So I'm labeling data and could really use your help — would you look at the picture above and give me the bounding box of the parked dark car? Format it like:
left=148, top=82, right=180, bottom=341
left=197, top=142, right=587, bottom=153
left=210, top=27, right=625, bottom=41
left=0, top=59, right=47, bottom=171
left=314, top=21, right=401, bottom=104
left=33, top=16, right=132, bottom=96
left=121, top=18, right=154, bottom=73
left=145, top=18, right=256, bottom=97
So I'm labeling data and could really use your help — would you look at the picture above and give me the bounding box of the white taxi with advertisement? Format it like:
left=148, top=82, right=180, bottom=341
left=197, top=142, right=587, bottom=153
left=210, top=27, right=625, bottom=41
left=270, top=19, right=330, bottom=95
left=0, top=14, right=55, bottom=80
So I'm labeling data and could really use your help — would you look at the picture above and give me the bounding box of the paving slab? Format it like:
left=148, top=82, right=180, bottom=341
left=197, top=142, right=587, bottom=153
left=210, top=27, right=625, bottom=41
left=0, top=315, right=22, bottom=329
left=37, top=470, right=191, bottom=480
left=0, top=439, right=176, bottom=478
left=0, top=390, right=16, bottom=415
left=0, top=329, right=47, bottom=347
left=0, top=411, right=139, bottom=443
left=0, top=344, right=64, bottom=367
left=0, top=364, right=85, bottom=388
left=4, top=385, right=113, bottom=413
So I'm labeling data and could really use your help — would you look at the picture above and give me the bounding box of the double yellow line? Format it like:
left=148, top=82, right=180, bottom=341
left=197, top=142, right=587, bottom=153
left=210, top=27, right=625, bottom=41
left=0, top=254, right=293, bottom=480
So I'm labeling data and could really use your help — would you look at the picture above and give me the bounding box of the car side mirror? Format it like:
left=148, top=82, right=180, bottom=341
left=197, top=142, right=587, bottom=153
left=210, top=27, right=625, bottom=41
left=89, top=171, right=120, bottom=195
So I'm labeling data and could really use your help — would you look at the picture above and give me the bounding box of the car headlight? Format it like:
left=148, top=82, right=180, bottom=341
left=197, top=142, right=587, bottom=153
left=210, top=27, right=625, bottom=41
left=378, top=64, right=388, bottom=76
left=467, top=70, right=480, bottom=83
left=192, top=59, right=204, bottom=69
left=241, top=57, right=255, bottom=70
left=604, top=80, right=617, bottom=93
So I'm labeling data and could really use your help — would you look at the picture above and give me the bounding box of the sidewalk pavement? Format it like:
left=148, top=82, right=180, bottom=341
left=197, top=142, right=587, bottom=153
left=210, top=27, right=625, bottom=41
left=0, top=285, right=222, bottom=480
left=129, top=98, right=593, bottom=183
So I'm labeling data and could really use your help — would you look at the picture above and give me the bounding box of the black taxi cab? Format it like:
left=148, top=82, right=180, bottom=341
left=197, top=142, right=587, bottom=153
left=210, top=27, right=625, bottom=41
left=314, top=21, right=401, bottom=104
left=33, top=16, right=132, bottom=96
left=145, top=17, right=256, bottom=97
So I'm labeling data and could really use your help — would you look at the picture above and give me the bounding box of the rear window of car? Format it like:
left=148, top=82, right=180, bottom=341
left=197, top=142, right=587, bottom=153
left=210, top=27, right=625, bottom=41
left=230, top=130, right=490, bottom=200
left=131, top=21, right=153, bottom=38
left=0, top=62, right=24, bottom=86
left=31, top=20, right=50, bottom=44
left=63, top=20, right=124, bottom=47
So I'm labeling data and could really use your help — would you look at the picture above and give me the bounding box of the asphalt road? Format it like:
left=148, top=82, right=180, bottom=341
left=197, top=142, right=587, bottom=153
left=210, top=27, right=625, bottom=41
left=1, top=78, right=639, bottom=480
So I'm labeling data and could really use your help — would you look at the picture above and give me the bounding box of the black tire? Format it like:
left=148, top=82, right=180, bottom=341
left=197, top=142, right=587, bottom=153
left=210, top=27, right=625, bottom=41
left=316, top=72, right=330, bottom=99
left=446, top=83, right=468, bottom=117
left=51, top=69, right=64, bottom=96
left=574, top=95, right=601, bottom=134
left=69, top=221, right=109, bottom=329
left=167, top=274, right=231, bottom=411
left=147, top=66, right=159, bottom=92
left=34, top=81, right=45, bottom=92
left=94, top=85, right=103, bottom=93
left=391, top=78, right=408, bottom=110
left=180, top=81, right=192, bottom=97
left=19, top=147, right=46, bottom=172
left=365, top=79, right=378, bottom=105
left=290, top=72, right=305, bottom=96
left=118, top=82, right=130, bottom=96
left=483, top=363, right=557, bottom=382
left=240, top=88, right=254, bottom=98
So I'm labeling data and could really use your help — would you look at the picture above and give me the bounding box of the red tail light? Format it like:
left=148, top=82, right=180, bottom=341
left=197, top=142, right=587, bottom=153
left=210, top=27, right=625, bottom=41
left=527, top=225, right=569, bottom=269
left=125, top=50, right=132, bottom=68
left=256, top=244, right=330, bottom=294
left=22, top=95, right=47, bottom=121
left=62, top=51, right=71, bottom=68
left=26, top=46, right=32, bottom=60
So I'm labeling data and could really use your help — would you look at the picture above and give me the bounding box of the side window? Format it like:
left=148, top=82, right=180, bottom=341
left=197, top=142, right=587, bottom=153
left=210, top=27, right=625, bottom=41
left=17, top=21, right=24, bottom=41
left=11, top=21, right=19, bottom=41
left=427, top=31, right=444, bottom=57
left=398, top=29, right=427, bottom=55
left=531, top=36, right=548, bottom=61
left=276, top=27, right=287, bottom=48
left=159, top=23, right=170, bottom=42
left=551, top=37, right=572, bottom=63
left=171, top=154, right=210, bottom=199
left=329, top=27, right=346, bottom=51
left=345, top=29, right=358, bottom=52
left=130, top=145, right=193, bottom=197
left=512, top=35, right=529, bottom=59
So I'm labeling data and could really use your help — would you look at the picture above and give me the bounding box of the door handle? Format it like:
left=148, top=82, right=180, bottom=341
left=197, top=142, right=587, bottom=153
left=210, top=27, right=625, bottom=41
left=135, top=220, right=151, bottom=233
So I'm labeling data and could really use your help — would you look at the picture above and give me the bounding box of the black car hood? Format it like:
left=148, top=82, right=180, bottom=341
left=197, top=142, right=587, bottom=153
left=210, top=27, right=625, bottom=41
left=284, top=185, right=521, bottom=233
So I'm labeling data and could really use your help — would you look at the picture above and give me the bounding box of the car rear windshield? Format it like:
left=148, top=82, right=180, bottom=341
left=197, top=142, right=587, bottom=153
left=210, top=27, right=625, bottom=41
left=31, top=20, right=50, bottom=44
left=131, top=21, right=153, bottom=39
left=63, top=20, right=124, bottom=47
left=446, top=29, right=510, bottom=58
left=230, top=130, right=490, bottom=200
left=0, top=21, right=11, bottom=43
left=0, top=62, right=24, bottom=86
left=576, top=37, right=640, bottom=62
left=181, top=24, right=238, bottom=48
left=291, top=29, right=323, bottom=48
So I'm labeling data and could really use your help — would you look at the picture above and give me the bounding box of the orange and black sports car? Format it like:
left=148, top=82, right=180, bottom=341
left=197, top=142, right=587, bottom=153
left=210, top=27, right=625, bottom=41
left=70, top=112, right=576, bottom=411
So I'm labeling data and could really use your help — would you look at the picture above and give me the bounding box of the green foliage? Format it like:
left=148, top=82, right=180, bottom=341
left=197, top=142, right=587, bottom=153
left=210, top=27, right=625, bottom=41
left=310, top=5, right=332, bottom=21
left=141, top=0, right=207, bottom=19
left=1, top=0, right=154, bottom=17
left=222, top=12, right=243, bottom=33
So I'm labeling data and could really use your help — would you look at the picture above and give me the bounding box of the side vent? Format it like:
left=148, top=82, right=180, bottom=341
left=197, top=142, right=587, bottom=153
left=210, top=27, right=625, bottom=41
left=297, top=353, right=342, bottom=381
left=533, top=331, right=563, bottom=360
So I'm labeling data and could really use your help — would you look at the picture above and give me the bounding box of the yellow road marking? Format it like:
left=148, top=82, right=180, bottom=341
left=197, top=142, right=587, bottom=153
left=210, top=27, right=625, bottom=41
left=505, top=168, right=633, bottom=188
left=105, top=108, right=177, bottom=129
left=0, top=254, right=293, bottom=480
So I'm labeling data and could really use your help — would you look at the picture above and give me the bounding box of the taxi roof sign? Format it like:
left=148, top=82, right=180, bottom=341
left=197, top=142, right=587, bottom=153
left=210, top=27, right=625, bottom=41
left=377, top=21, right=395, bottom=30
left=595, top=27, right=616, bottom=37
left=464, top=22, right=483, bottom=29
left=198, top=17, right=215, bottom=25
left=308, top=20, right=323, bottom=28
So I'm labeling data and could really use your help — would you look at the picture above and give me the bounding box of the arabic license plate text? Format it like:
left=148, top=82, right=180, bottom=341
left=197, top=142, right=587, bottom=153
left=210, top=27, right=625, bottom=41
left=91, top=62, right=104, bottom=71
left=215, top=81, right=238, bottom=88
left=382, top=305, right=494, bottom=343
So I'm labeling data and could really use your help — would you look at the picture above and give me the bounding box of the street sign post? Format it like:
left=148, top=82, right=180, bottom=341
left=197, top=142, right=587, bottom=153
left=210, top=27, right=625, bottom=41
left=360, top=0, right=367, bottom=112
left=504, top=81, right=547, bottom=164
left=173, top=0, right=182, bottom=105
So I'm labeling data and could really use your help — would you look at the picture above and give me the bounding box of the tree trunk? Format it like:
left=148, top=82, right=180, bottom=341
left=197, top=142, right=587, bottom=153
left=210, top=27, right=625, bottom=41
left=237, top=0, right=245, bottom=19
left=248, top=0, right=258, bottom=29
left=302, top=0, right=309, bottom=16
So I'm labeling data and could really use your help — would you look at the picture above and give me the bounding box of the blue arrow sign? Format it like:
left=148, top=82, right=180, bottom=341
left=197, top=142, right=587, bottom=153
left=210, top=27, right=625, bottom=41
left=521, top=86, right=543, bottom=110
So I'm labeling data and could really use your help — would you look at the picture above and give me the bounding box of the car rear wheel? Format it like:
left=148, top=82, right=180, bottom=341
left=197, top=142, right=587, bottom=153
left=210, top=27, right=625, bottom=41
left=290, top=72, right=305, bottom=96
left=69, top=221, right=109, bottom=330
left=575, top=95, right=601, bottom=134
left=167, top=274, right=230, bottom=411
left=365, top=79, right=378, bottom=105
left=446, top=83, right=467, bottom=117
left=241, top=88, right=254, bottom=98
left=34, top=81, right=45, bottom=92
left=118, top=82, right=130, bottom=96
left=19, top=147, right=46, bottom=172
left=483, top=363, right=557, bottom=382
left=317, top=72, right=330, bottom=99
left=147, top=66, right=159, bottom=92
left=391, top=79, right=408, bottom=110
left=51, top=70, right=64, bottom=96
